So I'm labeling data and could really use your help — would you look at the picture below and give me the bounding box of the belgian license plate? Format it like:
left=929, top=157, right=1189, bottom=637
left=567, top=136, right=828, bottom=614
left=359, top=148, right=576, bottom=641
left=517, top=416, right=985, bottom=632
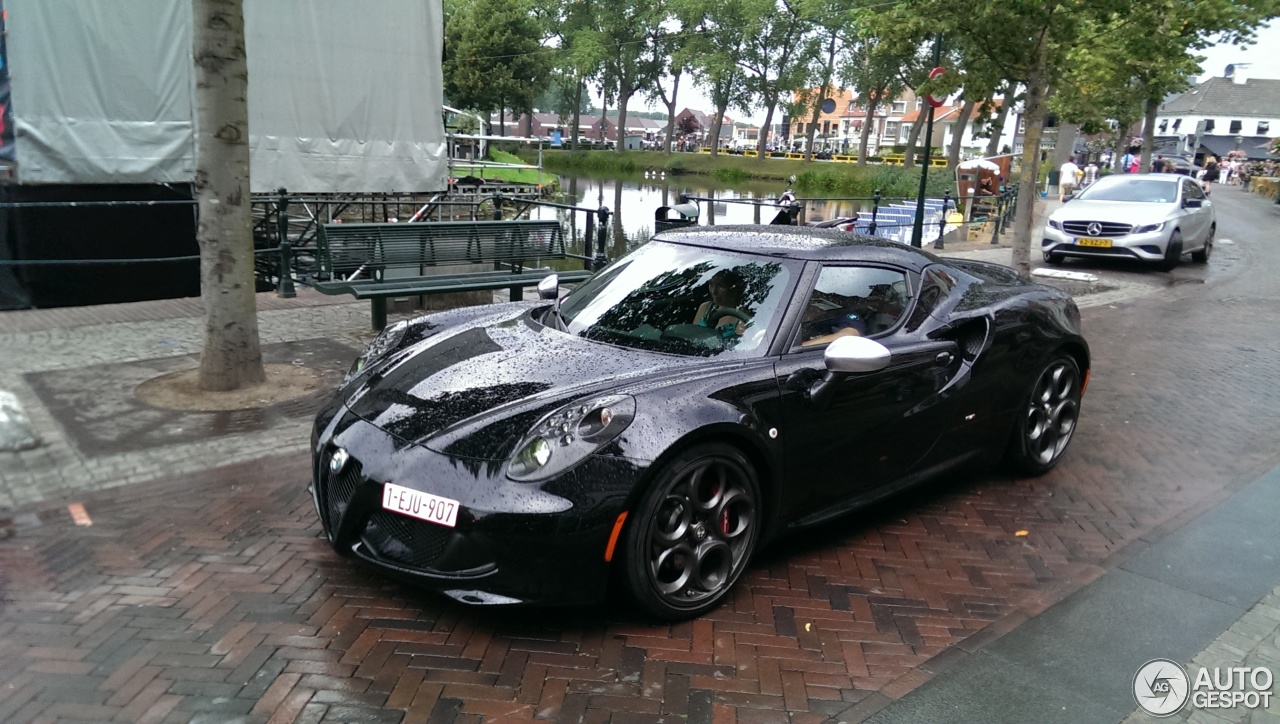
left=1077, top=237, right=1112, bottom=248
left=382, top=482, right=459, bottom=527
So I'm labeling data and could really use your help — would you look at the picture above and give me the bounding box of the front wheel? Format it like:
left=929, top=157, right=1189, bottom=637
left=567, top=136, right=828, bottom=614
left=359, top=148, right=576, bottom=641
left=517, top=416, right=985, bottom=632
left=1005, top=354, right=1082, bottom=475
left=1158, top=231, right=1183, bottom=272
left=621, top=443, right=760, bottom=620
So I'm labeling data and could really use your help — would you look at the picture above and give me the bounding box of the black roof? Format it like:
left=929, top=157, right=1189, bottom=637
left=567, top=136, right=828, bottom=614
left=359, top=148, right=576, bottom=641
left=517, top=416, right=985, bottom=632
left=652, top=225, right=943, bottom=272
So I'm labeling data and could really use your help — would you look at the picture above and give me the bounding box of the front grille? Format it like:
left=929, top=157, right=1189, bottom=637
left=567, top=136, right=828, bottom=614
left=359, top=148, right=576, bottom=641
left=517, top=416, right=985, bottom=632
left=363, top=510, right=453, bottom=570
left=321, top=451, right=364, bottom=531
left=1064, top=244, right=1138, bottom=257
left=1062, top=220, right=1133, bottom=237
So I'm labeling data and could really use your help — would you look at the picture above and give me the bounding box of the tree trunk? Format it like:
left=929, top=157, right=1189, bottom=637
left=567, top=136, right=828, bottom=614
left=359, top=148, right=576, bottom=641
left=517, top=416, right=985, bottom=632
left=709, top=107, right=726, bottom=158
left=902, top=106, right=925, bottom=169
left=757, top=102, right=777, bottom=160
left=1011, top=42, right=1050, bottom=276
left=662, top=71, right=681, bottom=155
left=857, top=94, right=880, bottom=166
left=986, top=87, right=1011, bottom=157
left=1139, top=96, right=1159, bottom=172
left=947, top=99, right=975, bottom=168
left=192, top=0, right=265, bottom=391
left=616, top=92, right=631, bottom=153
left=571, top=78, right=583, bottom=151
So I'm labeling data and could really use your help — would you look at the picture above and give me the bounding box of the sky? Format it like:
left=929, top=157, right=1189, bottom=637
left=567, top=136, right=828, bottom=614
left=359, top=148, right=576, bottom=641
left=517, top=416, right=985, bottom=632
left=624, top=18, right=1280, bottom=127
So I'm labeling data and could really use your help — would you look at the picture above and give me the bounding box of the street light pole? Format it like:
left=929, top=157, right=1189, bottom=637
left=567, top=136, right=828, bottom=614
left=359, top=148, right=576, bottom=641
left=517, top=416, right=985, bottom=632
left=911, top=33, right=943, bottom=249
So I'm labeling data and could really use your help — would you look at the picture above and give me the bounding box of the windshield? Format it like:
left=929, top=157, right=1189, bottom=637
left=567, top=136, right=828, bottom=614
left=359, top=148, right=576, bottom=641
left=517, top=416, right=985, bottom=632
left=1075, top=177, right=1179, bottom=203
left=557, top=241, right=796, bottom=357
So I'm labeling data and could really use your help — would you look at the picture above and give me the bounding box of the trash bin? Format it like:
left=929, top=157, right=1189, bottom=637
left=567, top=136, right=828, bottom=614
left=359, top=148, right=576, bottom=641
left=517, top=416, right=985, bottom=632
left=655, top=199, right=699, bottom=234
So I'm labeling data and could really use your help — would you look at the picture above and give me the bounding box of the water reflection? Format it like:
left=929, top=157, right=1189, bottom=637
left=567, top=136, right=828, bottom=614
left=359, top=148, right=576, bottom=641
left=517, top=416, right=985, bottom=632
left=523, top=174, right=879, bottom=259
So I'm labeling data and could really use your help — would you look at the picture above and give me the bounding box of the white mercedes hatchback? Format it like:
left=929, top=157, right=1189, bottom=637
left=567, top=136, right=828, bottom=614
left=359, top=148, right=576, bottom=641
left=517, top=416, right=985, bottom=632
left=1041, top=173, right=1215, bottom=271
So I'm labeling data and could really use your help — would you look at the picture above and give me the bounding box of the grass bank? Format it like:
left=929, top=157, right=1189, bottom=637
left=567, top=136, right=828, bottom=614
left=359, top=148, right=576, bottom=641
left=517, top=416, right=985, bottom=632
left=520, top=149, right=955, bottom=197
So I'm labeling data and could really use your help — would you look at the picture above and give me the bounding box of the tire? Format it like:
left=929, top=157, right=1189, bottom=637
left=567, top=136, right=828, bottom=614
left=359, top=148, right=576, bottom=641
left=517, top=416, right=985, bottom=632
left=1005, top=354, right=1082, bottom=476
left=1191, top=224, right=1214, bottom=264
left=621, top=443, right=761, bottom=620
left=1158, top=231, right=1183, bottom=272
left=1043, top=251, right=1064, bottom=266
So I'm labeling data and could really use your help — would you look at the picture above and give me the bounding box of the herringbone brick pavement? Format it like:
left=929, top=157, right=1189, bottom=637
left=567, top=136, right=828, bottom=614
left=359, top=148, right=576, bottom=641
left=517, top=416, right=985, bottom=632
left=2, top=197, right=1278, bottom=722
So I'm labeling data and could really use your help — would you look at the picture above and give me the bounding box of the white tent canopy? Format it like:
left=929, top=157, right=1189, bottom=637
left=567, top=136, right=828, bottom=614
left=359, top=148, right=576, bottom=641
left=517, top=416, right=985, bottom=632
left=7, top=0, right=447, bottom=193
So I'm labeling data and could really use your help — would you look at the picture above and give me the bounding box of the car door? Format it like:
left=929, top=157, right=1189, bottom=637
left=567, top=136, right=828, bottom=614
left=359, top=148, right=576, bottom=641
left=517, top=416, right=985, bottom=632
left=775, top=263, right=959, bottom=518
left=1180, top=178, right=1211, bottom=245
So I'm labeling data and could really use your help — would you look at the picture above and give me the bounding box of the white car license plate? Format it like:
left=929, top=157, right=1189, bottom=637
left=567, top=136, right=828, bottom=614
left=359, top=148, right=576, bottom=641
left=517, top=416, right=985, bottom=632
left=382, top=482, right=459, bottom=528
left=1076, top=237, right=1112, bottom=248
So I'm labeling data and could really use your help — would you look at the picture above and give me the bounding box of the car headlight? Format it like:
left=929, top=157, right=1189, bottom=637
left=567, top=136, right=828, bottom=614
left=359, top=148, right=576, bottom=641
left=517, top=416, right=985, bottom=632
left=507, top=394, right=636, bottom=482
left=1132, top=222, right=1165, bottom=233
left=1047, top=219, right=1063, bottom=230
left=346, top=320, right=409, bottom=381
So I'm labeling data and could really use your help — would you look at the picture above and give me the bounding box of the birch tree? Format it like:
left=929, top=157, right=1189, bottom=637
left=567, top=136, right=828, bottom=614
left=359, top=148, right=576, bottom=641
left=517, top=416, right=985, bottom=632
left=192, top=0, right=265, bottom=391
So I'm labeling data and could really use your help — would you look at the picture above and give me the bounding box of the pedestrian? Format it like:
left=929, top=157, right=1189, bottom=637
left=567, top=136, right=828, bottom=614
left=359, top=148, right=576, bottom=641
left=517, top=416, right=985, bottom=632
left=1203, top=155, right=1220, bottom=195
left=1058, top=155, right=1081, bottom=202
left=1082, top=160, right=1099, bottom=188
left=1127, top=155, right=1141, bottom=174
left=1122, top=150, right=1136, bottom=172
left=1152, top=155, right=1167, bottom=173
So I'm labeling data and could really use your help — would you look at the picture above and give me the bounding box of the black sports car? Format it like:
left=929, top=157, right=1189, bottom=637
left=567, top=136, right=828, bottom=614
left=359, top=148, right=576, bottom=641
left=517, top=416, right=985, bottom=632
left=310, top=226, right=1089, bottom=619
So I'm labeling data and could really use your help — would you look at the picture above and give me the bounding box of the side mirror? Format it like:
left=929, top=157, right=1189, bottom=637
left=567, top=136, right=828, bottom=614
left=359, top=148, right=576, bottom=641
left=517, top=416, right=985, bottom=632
left=1183, top=197, right=1203, bottom=208
left=537, top=274, right=560, bottom=300
left=809, top=336, right=892, bottom=404
left=1062, top=193, right=1074, bottom=202
left=824, top=335, right=892, bottom=373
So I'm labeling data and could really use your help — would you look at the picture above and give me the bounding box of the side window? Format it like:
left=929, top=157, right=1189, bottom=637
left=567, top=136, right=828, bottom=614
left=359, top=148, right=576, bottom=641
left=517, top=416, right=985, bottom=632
left=1184, top=179, right=1205, bottom=200
left=795, top=266, right=910, bottom=348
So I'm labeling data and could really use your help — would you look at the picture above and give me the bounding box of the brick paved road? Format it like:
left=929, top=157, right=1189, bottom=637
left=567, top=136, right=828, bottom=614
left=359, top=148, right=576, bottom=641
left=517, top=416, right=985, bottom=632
left=2, top=187, right=1278, bottom=722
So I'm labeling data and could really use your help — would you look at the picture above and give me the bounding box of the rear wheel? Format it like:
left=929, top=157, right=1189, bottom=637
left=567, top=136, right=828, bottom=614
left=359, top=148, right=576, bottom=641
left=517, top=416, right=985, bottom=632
left=1005, top=354, right=1082, bottom=475
left=1191, top=224, right=1214, bottom=264
left=1158, top=231, right=1183, bottom=272
left=621, top=443, right=760, bottom=620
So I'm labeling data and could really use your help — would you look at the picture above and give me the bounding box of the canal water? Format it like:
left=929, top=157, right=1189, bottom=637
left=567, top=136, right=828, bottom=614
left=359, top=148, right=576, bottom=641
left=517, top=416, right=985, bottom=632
left=523, top=173, right=882, bottom=261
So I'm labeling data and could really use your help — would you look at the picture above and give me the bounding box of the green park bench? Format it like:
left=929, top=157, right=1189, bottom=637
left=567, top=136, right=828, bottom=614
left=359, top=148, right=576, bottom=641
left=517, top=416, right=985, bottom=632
left=313, top=219, right=598, bottom=329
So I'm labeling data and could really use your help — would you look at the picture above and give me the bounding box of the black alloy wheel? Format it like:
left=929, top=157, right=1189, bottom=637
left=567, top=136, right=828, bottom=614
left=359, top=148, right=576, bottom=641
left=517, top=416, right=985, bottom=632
left=1006, top=354, right=1082, bottom=475
left=621, top=443, right=760, bottom=620
left=1191, top=224, right=1214, bottom=264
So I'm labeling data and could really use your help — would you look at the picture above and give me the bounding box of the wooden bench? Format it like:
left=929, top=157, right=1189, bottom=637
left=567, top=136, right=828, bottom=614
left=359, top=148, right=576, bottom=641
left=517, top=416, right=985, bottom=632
left=312, top=219, right=598, bottom=329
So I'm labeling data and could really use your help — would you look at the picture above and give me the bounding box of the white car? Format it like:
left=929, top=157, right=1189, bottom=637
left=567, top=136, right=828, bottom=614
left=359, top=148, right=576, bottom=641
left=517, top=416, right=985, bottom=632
left=1042, top=173, right=1215, bottom=271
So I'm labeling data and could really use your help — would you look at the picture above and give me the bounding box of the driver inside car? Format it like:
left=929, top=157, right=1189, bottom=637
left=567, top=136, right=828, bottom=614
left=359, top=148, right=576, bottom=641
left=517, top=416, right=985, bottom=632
left=692, top=269, right=750, bottom=338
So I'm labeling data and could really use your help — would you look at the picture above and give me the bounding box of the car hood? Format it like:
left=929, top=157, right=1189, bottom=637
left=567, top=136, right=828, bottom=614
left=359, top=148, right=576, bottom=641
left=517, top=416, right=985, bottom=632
left=341, top=306, right=708, bottom=459
left=1051, top=200, right=1175, bottom=224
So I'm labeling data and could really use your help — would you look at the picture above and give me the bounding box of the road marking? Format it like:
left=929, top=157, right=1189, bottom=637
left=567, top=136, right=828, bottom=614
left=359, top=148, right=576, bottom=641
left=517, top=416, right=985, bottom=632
left=68, top=503, right=92, bottom=526
left=1218, top=239, right=1235, bottom=245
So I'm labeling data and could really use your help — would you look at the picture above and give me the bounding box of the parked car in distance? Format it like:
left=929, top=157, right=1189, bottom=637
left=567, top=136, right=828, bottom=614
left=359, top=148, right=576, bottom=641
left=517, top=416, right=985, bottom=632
left=1043, top=173, right=1215, bottom=270
left=311, top=226, right=1090, bottom=620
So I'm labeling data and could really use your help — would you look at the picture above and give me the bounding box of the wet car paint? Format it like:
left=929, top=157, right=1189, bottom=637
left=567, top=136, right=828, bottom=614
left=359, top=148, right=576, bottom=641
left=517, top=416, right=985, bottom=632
left=311, top=226, right=1090, bottom=608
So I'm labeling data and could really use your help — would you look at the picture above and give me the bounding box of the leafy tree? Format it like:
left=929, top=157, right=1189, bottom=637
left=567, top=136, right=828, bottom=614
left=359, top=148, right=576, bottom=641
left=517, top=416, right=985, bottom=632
left=684, top=0, right=755, bottom=156
left=192, top=0, right=265, bottom=391
left=736, top=0, right=819, bottom=159
left=574, top=0, right=666, bottom=152
left=443, top=0, right=549, bottom=137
